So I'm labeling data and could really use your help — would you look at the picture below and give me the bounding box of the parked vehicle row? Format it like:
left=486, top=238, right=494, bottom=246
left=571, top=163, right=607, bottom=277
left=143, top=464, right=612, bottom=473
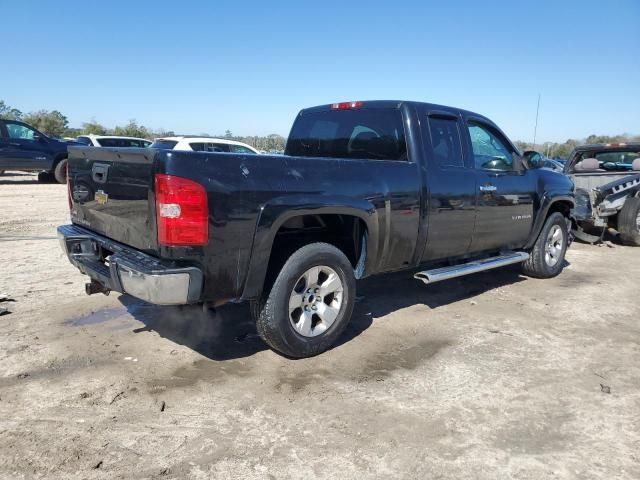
left=0, top=124, right=260, bottom=183
left=58, top=100, right=575, bottom=358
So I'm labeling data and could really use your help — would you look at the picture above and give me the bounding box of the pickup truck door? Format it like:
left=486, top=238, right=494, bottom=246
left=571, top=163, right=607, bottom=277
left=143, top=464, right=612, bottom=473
left=1, top=121, right=53, bottom=171
left=419, top=110, right=477, bottom=261
left=465, top=120, right=535, bottom=252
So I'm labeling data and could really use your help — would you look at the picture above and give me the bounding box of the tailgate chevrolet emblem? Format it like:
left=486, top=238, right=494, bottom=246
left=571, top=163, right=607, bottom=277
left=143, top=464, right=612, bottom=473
left=94, top=190, right=108, bottom=205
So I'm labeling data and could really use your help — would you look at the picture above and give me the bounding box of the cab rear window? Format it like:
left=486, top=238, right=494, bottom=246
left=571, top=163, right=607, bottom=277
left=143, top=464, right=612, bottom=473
left=286, top=108, right=407, bottom=161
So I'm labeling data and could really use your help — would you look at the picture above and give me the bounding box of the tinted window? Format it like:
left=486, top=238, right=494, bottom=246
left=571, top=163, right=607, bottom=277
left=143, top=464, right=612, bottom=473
left=150, top=140, right=178, bottom=149
left=76, top=136, right=92, bottom=146
left=6, top=122, right=37, bottom=141
left=287, top=108, right=407, bottom=161
left=190, top=142, right=231, bottom=153
left=96, top=138, right=149, bottom=148
left=468, top=123, right=515, bottom=171
left=428, top=117, right=464, bottom=168
left=229, top=144, right=256, bottom=154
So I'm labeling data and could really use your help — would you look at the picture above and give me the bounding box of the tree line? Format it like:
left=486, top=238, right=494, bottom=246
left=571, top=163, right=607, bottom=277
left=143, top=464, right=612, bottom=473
left=0, top=100, right=286, bottom=152
left=2, top=100, right=637, bottom=158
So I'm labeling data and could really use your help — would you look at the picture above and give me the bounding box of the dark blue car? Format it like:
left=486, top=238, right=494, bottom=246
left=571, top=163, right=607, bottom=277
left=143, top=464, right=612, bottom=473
left=0, top=119, right=74, bottom=183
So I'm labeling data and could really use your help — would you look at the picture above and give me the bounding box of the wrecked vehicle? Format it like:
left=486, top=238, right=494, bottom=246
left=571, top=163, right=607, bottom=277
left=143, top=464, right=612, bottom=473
left=563, top=143, right=640, bottom=245
left=58, top=100, right=574, bottom=358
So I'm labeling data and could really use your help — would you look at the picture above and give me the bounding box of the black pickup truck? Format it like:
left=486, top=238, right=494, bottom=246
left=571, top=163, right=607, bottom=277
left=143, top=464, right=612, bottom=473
left=58, top=101, right=575, bottom=357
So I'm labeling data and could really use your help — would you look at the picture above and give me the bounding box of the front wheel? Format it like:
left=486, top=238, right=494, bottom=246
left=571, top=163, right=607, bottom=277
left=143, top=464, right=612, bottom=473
left=254, top=242, right=356, bottom=358
left=617, top=196, right=640, bottom=246
left=53, top=158, right=68, bottom=184
left=522, top=212, right=569, bottom=278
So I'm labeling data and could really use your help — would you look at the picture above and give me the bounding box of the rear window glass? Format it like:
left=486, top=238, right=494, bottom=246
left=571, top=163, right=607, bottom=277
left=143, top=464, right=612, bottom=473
left=190, top=142, right=231, bottom=153
left=96, top=138, right=150, bottom=148
left=591, top=150, right=640, bottom=171
left=150, top=140, right=178, bottom=149
left=286, top=108, right=407, bottom=161
left=76, top=136, right=92, bottom=145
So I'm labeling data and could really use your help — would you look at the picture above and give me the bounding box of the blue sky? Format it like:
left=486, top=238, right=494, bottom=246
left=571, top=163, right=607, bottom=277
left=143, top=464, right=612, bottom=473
left=2, top=0, right=638, bottom=141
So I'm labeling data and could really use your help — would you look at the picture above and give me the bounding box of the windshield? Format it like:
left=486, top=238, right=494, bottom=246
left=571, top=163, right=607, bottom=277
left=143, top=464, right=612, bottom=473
left=286, top=108, right=407, bottom=161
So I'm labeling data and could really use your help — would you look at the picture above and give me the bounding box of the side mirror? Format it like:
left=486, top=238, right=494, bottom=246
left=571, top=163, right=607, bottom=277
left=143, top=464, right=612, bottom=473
left=523, top=150, right=543, bottom=168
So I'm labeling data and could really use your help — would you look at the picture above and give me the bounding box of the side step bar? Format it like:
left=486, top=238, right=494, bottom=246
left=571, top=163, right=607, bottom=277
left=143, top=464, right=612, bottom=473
left=414, top=251, right=529, bottom=285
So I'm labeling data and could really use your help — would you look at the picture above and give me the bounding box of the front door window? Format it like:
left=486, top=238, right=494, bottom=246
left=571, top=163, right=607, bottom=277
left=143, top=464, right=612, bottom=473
left=6, top=122, right=37, bottom=141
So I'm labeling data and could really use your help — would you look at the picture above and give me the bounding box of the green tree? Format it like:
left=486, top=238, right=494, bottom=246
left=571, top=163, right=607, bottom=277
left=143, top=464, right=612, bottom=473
left=0, top=100, right=23, bottom=120
left=224, top=129, right=233, bottom=139
left=22, top=110, right=69, bottom=137
left=81, top=119, right=107, bottom=135
left=113, top=119, right=151, bottom=139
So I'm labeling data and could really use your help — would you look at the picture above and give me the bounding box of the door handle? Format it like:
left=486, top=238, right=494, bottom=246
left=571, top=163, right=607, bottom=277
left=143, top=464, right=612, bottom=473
left=479, top=185, right=497, bottom=192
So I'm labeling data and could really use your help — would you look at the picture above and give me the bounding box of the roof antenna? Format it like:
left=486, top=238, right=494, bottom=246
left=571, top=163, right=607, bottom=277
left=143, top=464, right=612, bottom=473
left=532, top=93, right=541, bottom=150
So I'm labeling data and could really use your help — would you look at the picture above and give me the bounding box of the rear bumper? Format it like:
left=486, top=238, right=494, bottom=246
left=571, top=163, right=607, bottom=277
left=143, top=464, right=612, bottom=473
left=57, top=224, right=202, bottom=305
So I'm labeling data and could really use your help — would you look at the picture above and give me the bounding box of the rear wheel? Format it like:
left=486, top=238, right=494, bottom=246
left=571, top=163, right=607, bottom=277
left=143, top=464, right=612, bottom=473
left=53, top=158, right=68, bottom=184
left=522, top=212, right=568, bottom=278
left=0, top=170, right=4, bottom=175
left=617, top=196, right=640, bottom=246
left=253, top=242, right=355, bottom=358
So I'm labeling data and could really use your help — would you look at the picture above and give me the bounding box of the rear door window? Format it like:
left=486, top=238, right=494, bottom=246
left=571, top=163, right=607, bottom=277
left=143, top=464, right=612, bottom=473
left=287, top=108, right=407, bottom=161
left=229, top=144, right=256, bottom=154
left=427, top=117, right=464, bottom=168
left=190, top=142, right=231, bottom=153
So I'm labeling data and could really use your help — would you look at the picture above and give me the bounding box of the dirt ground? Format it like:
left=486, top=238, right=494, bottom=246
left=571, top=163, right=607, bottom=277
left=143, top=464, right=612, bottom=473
left=0, top=172, right=638, bottom=480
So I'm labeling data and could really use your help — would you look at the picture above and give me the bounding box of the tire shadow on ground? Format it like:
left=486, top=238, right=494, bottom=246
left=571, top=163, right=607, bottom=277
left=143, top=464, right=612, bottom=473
left=120, top=264, right=530, bottom=361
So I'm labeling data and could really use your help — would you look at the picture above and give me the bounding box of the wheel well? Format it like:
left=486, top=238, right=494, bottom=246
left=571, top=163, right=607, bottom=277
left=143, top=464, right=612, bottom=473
left=547, top=200, right=572, bottom=218
left=263, top=214, right=367, bottom=290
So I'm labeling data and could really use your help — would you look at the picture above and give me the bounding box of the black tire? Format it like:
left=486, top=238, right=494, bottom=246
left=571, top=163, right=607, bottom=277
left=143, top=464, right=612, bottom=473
left=522, top=212, right=569, bottom=279
left=0, top=170, right=4, bottom=175
left=617, top=196, right=640, bottom=246
left=254, top=242, right=356, bottom=358
left=53, top=158, right=68, bottom=184
left=37, top=171, right=55, bottom=183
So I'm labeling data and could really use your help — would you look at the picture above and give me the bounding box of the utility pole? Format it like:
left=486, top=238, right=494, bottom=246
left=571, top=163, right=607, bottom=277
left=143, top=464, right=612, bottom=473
left=532, top=93, right=541, bottom=150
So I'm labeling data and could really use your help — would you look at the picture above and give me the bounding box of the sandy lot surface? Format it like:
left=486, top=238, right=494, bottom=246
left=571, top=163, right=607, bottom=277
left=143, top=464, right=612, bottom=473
left=0, top=172, right=638, bottom=479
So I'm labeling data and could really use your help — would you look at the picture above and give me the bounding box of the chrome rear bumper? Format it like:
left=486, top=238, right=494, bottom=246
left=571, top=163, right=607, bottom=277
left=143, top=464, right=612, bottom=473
left=57, top=224, right=202, bottom=305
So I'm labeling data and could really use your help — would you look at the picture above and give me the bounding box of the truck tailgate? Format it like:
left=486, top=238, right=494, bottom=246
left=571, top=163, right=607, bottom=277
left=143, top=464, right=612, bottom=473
left=68, top=146, right=158, bottom=253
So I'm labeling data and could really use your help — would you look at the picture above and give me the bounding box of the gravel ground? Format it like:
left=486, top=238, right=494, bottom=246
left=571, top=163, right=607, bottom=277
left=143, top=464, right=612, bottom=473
left=0, top=172, right=638, bottom=480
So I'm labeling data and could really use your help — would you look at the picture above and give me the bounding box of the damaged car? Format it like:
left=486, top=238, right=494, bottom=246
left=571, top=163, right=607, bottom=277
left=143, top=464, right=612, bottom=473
left=564, top=143, right=640, bottom=245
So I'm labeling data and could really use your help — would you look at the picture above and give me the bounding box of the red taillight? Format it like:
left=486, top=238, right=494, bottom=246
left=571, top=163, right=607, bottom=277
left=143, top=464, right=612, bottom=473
left=155, top=174, right=208, bottom=246
left=331, top=101, right=363, bottom=110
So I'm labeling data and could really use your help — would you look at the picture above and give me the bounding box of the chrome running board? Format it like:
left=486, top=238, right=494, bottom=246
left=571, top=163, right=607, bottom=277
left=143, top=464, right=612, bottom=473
left=414, top=251, right=529, bottom=285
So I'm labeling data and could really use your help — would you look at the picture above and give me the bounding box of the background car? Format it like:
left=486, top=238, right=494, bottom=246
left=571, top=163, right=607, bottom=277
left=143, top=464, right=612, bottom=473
left=0, top=118, right=76, bottom=183
left=150, top=136, right=260, bottom=154
left=75, top=135, right=151, bottom=148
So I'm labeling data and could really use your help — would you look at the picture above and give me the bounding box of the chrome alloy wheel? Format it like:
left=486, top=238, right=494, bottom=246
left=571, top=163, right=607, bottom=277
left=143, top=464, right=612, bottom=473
left=288, top=266, right=343, bottom=337
left=544, top=225, right=564, bottom=267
